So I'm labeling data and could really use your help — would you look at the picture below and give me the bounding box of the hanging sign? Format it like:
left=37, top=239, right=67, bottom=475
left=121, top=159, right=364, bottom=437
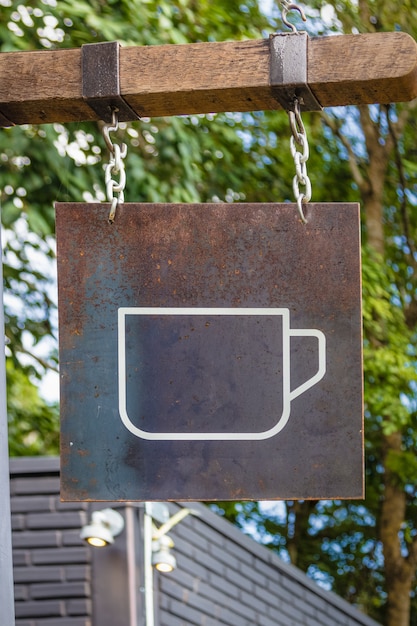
left=56, top=202, right=363, bottom=501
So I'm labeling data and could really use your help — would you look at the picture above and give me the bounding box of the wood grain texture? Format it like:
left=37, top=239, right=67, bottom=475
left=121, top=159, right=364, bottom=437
left=121, top=39, right=275, bottom=117
left=1, top=32, right=417, bottom=125
left=0, top=48, right=93, bottom=125
left=309, top=32, right=417, bottom=106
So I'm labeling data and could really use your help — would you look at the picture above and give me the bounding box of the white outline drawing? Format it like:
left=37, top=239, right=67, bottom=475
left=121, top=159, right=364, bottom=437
left=118, top=307, right=326, bottom=441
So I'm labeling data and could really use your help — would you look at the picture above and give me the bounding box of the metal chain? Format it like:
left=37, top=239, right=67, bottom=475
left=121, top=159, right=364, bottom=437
left=102, top=109, right=127, bottom=223
left=280, top=3, right=312, bottom=222
left=288, top=99, right=312, bottom=223
left=281, top=1, right=307, bottom=33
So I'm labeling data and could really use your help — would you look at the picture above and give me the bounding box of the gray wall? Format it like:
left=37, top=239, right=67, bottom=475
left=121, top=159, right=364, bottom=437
left=11, top=457, right=91, bottom=626
left=10, top=457, right=381, bottom=626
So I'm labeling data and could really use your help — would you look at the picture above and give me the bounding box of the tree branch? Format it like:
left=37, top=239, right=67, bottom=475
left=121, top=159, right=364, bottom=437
left=14, top=345, right=59, bottom=374
left=321, top=110, right=368, bottom=193
left=385, top=104, right=416, bottom=263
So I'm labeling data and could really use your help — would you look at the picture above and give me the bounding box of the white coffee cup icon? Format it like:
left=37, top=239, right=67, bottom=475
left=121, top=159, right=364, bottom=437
left=118, top=307, right=326, bottom=441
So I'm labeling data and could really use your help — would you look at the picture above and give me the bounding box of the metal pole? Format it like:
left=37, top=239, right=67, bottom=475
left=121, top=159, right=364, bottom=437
left=144, top=503, right=154, bottom=626
left=125, top=505, right=138, bottom=626
left=0, top=219, right=16, bottom=625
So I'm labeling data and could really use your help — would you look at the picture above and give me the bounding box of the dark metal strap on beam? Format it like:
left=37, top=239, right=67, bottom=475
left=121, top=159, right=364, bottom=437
left=269, top=33, right=322, bottom=111
left=82, top=41, right=140, bottom=123
left=0, top=110, right=15, bottom=128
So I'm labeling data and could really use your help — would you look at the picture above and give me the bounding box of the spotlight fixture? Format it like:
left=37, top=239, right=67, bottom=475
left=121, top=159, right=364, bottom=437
left=152, top=534, right=177, bottom=573
left=80, top=508, right=125, bottom=548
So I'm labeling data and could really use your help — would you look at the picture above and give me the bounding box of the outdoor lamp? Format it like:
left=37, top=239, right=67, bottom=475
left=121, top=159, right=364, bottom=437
left=80, top=508, right=125, bottom=547
left=152, top=534, right=177, bottom=573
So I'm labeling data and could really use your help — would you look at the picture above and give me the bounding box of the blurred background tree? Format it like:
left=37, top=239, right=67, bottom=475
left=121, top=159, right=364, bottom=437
left=2, top=1, right=417, bottom=625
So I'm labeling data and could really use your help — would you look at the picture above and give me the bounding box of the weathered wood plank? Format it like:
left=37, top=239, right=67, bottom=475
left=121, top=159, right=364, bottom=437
left=0, top=31, right=416, bottom=126
left=121, top=39, right=275, bottom=117
left=0, top=49, right=91, bottom=126
left=309, top=32, right=417, bottom=106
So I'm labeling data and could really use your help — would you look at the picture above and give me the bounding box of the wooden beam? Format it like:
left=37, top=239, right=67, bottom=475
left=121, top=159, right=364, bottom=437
left=308, top=32, right=417, bottom=107
left=1, top=31, right=417, bottom=126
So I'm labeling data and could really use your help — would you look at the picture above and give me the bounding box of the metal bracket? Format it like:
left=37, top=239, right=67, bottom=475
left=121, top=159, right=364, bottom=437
left=269, top=32, right=322, bottom=112
left=0, top=110, right=15, bottom=128
left=82, top=41, right=140, bottom=123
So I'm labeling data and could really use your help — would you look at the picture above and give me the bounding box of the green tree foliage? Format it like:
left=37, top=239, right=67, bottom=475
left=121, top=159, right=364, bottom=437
left=2, top=0, right=325, bottom=455
left=215, top=3, right=417, bottom=625
left=2, top=1, right=417, bottom=625
left=6, top=359, right=59, bottom=455
left=0, top=0, right=280, bottom=453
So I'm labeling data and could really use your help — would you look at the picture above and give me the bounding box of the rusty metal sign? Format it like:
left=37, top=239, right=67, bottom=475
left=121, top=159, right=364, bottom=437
left=56, top=202, right=363, bottom=501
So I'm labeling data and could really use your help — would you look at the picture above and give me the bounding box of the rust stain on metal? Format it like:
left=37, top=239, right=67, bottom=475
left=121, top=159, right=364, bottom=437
left=56, top=202, right=363, bottom=502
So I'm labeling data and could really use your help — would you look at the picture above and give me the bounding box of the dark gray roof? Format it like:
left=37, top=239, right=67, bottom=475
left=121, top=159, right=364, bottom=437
left=10, top=457, right=381, bottom=626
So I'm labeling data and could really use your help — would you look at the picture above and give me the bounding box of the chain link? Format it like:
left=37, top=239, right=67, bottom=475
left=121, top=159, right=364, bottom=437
left=102, top=109, right=127, bottom=223
left=281, top=1, right=307, bottom=33
left=288, top=100, right=311, bottom=223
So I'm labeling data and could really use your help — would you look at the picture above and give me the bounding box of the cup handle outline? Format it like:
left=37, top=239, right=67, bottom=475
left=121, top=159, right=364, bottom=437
left=289, top=329, right=326, bottom=401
